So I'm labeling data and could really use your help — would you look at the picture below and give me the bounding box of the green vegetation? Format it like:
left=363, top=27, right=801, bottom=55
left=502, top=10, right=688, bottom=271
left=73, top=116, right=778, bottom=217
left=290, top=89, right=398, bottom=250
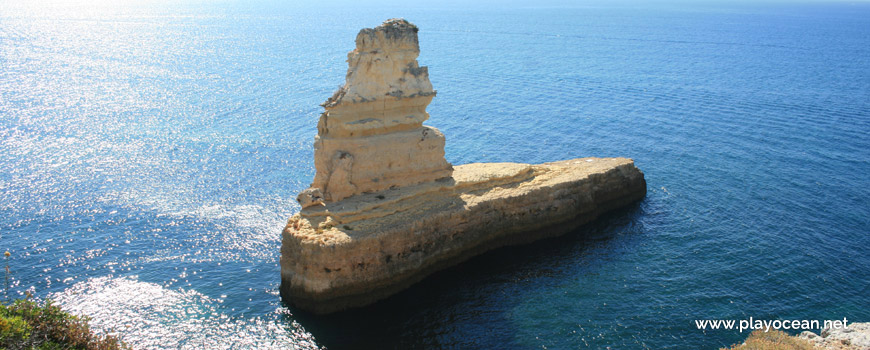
left=722, top=329, right=815, bottom=350
left=0, top=298, right=128, bottom=350
left=3, top=249, right=127, bottom=349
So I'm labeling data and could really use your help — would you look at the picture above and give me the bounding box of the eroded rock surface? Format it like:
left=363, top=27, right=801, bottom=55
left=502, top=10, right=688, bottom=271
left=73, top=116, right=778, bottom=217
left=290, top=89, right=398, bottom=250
left=282, top=158, right=646, bottom=313
left=800, top=323, right=870, bottom=350
left=311, top=18, right=451, bottom=202
left=281, top=19, right=647, bottom=314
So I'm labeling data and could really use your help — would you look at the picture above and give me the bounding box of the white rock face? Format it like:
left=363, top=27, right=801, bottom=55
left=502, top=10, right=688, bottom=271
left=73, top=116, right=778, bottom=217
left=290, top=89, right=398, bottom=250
left=800, top=322, right=870, bottom=350
left=325, top=18, right=434, bottom=108
left=308, top=18, right=452, bottom=202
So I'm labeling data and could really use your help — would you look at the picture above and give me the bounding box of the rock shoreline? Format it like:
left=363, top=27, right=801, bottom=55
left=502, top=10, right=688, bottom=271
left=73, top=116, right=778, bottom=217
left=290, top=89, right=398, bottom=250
left=281, top=158, right=646, bottom=313
left=799, top=322, right=870, bottom=350
left=728, top=323, right=870, bottom=350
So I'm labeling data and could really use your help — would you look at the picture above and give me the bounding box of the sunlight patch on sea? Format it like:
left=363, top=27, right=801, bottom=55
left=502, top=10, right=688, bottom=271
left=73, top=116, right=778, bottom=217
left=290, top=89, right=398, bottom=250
left=51, top=276, right=319, bottom=350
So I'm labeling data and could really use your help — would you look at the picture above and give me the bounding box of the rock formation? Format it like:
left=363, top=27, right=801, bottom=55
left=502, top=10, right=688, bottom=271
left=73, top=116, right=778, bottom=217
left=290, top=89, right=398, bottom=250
left=281, top=19, right=647, bottom=314
left=800, top=322, right=870, bottom=350
left=309, top=18, right=451, bottom=203
left=728, top=324, right=870, bottom=350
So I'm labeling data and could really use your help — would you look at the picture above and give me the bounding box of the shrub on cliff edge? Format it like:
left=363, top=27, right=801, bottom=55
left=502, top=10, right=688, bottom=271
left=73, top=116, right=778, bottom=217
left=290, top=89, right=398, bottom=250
left=0, top=298, right=128, bottom=350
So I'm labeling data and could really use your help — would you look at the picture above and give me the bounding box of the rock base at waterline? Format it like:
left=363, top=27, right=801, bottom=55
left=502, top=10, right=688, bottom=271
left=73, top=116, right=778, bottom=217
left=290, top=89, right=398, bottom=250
left=280, top=157, right=646, bottom=314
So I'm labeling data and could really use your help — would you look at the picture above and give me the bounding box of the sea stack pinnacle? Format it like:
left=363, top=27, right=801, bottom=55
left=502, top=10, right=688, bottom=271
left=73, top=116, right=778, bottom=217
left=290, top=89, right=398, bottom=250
left=281, top=19, right=647, bottom=314
left=306, top=18, right=452, bottom=204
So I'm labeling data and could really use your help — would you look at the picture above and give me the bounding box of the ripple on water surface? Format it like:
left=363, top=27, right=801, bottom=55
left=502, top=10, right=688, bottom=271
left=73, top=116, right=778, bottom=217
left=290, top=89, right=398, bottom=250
left=51, top=276, right=319, bottom=350
left=2, top=1, right=869, bottom=349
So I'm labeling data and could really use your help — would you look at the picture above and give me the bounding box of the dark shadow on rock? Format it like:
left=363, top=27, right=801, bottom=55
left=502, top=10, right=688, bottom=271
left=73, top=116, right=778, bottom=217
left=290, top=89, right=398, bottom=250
left=283, top=200, right=648, bottom=349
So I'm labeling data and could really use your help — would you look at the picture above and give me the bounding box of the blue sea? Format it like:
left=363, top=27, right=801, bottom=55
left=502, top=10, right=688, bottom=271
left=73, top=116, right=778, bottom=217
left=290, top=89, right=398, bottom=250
left=1, top=0, right=868, bottom=348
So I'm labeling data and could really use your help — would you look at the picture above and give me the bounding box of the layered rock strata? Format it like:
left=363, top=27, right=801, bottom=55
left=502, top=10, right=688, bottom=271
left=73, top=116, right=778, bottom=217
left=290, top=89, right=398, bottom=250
left=283, top=158, right=646, bottom=313
left=311, top=18, right=451, bottom=203
left=281, top=19, right=647, bottom=314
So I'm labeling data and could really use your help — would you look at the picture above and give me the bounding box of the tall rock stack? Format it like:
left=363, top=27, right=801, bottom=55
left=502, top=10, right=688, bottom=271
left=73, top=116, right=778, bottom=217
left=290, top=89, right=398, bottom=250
left=308, top=19, right=452, bottom=203
left=282, top=19, right=647, bottom=314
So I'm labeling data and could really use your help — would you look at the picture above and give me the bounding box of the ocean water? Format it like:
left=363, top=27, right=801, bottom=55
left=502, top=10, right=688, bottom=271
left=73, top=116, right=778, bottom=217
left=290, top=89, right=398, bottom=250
left=1, top=0, right=868, bottom=348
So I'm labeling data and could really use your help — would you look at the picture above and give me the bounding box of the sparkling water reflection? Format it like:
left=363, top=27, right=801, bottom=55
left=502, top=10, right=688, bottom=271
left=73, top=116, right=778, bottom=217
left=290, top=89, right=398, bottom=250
left=52, top=277, right=318, bottom=350
left=1, top=0, right=868, bottom=348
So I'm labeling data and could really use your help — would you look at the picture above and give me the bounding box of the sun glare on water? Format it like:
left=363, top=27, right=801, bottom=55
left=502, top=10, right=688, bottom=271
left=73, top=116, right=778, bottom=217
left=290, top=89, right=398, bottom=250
left=51, top=276, right=319, bottom=350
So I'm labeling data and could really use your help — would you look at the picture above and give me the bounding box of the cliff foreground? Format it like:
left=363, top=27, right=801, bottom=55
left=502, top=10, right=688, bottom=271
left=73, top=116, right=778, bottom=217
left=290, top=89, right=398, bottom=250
left=280, top=19, right=647, bottom=314
left=725, top=323, right=870, bottom=350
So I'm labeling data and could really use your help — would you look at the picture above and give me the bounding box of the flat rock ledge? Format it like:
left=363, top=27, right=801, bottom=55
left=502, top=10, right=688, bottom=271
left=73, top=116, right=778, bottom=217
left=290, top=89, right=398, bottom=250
left=280, top=157, right=646, bottom=314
